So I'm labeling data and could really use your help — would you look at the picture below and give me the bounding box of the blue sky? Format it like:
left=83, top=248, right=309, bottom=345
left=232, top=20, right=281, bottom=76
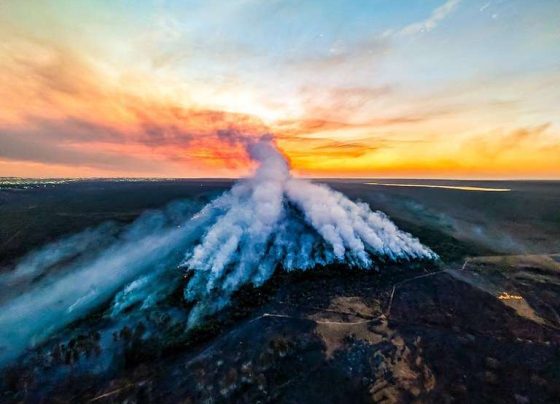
left=0, top=0, right=559, bottom=178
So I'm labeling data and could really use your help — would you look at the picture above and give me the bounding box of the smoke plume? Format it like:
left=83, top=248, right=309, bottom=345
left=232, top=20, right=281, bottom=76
left=0, top=134, right=436, bottom=365
left=181, top=135, right=437, bottom=325
left=0, top=201, right=205, bottom=365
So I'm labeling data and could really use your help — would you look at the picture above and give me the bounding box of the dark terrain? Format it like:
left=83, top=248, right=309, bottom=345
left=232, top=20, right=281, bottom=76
left=1, top=178, right=560, bottom=403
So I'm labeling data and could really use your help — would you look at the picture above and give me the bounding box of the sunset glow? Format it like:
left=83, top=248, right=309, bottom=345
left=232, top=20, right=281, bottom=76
left=1, top=0, right=559, bottom=179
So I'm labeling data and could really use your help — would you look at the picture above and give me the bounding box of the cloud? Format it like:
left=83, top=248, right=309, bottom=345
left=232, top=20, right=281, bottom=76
left=1, top=2, right=558, bottom=180
left=0, top=34, right=272, bottom=176
left=387, top=0, right=461, bottom=37
left=291, top=36, right=389, bottom=70
left=0, top=108, right=269, bottom=175
left=463, top=123, right=556, bottom=157
left=311, top=141, right=380, bottom=158
left=296, top=85, right=393, bottom=120
left=0, top=126, right=166, bottom=173
left=441, top=123, right=560, bottom=178
left=274, top=117, right=426, bottom=138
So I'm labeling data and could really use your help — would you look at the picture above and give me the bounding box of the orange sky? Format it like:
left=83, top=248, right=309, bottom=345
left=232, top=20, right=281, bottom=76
left=1, top=1, right=559, bottom=179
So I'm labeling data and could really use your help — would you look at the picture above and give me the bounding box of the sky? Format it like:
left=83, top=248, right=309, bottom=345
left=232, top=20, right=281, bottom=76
left=0, top=0, right=559, bottom=179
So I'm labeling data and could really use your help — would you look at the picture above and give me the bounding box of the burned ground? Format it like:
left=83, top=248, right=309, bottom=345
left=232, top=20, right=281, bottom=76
left=1, top=180, right=560, bottom=403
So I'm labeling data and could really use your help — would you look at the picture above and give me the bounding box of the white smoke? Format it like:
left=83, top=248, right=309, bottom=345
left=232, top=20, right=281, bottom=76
left=182, top=135, right=437, bottom=325
left=0, top=134, right=436, bottom=365
left=0, top=201, right=206, bottom=365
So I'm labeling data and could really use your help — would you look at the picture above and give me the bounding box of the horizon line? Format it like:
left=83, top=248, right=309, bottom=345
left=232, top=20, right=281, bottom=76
left=2, top=176, right=560, bottom=182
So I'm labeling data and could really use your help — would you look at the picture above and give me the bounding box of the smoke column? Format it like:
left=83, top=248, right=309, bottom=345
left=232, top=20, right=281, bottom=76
left=0, top=134, right=436, bottom=365
left=182, top=135, right=437, bottom=325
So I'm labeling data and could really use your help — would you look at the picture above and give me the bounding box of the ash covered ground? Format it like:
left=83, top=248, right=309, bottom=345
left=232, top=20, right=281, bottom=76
left=1, top=177, right=560, bottom=403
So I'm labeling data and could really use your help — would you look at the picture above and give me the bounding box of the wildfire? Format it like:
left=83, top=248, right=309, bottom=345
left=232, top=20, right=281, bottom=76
left=497, top=292, right=523, bottom=301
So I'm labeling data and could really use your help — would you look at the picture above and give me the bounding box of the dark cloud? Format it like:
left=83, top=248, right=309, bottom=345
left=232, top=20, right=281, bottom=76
left=0, top=126, right=164, bottom=173
left=26, top=116, right=123, bottom=143
left=312, top=141, right=380, bottom=158
left=0, top=105, right=270, bottom=173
